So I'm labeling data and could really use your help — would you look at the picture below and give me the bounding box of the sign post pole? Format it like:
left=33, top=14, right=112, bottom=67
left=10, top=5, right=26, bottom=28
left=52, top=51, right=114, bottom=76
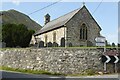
left=115, top=63, right=117, bottom=73
left=104, top=62, right=107, bottom=72
left=95, top=36, right=107, bottom=72
left=102, top=55, right=119, bottom=73
left=104, top=40, right=106, bottom=53
left=103, top=55, right=110, bottom=72
left=104, top=39, right=106, bottom=72
left=114, top=56, right=119, bottom=73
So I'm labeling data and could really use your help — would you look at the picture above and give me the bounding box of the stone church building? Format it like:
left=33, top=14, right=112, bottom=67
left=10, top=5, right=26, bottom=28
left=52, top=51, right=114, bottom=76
left=31, top=5, right=102, bottom=47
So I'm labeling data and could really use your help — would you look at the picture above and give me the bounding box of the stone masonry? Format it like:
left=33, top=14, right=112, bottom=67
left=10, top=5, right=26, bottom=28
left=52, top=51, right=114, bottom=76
left=0, top=48, right=103, bottom=74
left=33, top=5, right=101, bottom=47
left=66, top=6, right=101, bottom=47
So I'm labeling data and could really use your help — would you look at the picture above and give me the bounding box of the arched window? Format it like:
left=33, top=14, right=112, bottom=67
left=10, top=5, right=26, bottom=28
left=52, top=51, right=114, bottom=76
left=53, top=32, right=56, bottom=42
left=85, top=29, right=87, bottom=40
left=80, top=23, right=87, bottom=40
left=45, top=35, right=47, bottom=46
left=61, top=38, right=65, bottom=47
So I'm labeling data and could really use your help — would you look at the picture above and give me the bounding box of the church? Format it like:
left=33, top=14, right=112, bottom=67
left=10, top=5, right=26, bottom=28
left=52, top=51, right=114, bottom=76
left=30, top=5, right=102, bottom=47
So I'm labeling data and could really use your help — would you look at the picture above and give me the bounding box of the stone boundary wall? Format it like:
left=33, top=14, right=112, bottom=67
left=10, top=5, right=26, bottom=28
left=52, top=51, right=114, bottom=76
left=0, top=48, right=104, bottom=74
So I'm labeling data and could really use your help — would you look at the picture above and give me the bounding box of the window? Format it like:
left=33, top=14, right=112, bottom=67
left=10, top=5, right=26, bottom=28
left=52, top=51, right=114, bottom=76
left=45, top=35, right=47, bottom=46
left=85, top=29, right=87, bottom=40
left=80, top=23, right=87, bottom=40
left=53, top=32, right=56, bottom=42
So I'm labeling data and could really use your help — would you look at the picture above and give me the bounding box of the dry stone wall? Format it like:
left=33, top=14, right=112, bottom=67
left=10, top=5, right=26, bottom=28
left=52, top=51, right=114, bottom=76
left=0, top=48, right=103, bottom=74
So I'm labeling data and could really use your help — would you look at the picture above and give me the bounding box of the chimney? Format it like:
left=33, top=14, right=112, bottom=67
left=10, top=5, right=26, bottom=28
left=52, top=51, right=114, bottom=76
left=44, top=13, right=50, bottom=25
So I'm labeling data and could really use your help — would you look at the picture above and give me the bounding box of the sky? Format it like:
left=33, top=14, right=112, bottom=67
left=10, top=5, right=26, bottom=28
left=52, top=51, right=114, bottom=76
left=1, top=0, right=119, bottom=44
left=118, top=2, right=120, bottom=43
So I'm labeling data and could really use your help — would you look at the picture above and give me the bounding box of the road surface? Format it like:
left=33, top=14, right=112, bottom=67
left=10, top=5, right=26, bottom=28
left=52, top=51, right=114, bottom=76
left=0, top=70, right=119, bottom=80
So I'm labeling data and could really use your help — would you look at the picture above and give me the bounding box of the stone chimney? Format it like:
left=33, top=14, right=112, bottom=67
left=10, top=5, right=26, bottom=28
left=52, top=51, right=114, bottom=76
left=44, top=13, right=50, bottom=25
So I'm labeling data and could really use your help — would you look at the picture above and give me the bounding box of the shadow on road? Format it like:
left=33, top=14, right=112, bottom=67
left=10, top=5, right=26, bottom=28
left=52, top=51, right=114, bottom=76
left=0, top=71, right=119, bottom=80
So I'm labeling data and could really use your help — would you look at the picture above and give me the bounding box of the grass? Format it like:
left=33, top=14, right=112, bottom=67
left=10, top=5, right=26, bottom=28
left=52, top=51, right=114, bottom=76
left=0, top=46, right=119, bottom=50
left=0, top=66, right=101, bottom=77
left=0, top=66, right=65, bottom=76
left=67, top=69, right=98, bottom=77
left=52, top=46, right=119, bottom=49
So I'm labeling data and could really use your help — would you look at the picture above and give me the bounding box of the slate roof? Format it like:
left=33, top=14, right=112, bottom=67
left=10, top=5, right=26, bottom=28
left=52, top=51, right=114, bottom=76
left=34, top=8, right=80, bottom=36
left=35, top=5, right=101, bottom=36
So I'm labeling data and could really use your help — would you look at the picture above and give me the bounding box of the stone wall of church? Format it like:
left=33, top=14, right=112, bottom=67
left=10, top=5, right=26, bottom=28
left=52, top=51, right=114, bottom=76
left=0, top=48, right=104, bottom=74
left=36, top=27, right=66, bottom=47
left=66, top=6, right=101, bottom=47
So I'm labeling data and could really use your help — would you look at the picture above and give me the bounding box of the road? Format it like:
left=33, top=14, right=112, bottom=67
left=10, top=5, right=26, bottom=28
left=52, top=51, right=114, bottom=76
left=0, top=70, right=119, bottom=80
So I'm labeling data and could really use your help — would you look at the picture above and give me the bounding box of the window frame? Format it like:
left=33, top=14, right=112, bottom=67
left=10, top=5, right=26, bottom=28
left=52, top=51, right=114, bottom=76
left=45, top=35, right=47, bottom=46
left=53, top=31, right=56, bottom=42
left=80, top=23, right=87, bottom=40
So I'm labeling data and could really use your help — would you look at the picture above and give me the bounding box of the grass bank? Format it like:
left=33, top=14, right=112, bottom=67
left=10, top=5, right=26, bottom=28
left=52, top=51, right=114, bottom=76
left=0, top=66, right=65, bottom=76
left=0, top=66, right=100, bottom=76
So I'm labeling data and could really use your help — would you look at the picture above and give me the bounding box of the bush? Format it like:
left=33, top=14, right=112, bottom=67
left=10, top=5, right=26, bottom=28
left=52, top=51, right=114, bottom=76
left=84, top=69, right=96, bottom=75
left=2, top=23, right=35, bottom=47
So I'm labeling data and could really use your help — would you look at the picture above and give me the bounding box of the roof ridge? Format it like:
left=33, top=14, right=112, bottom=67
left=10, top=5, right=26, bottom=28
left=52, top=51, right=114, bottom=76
left=64, top=6, right=85, bottom=25
left=44, top=7, right=81, bottom=26
left=35, top=6, right=85, bottom=35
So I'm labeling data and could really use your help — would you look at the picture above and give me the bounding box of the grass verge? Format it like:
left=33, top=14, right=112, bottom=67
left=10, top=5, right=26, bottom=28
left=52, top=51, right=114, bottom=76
left=0, top=66, right=100, bottom=77
left=67, top=69, right=98, bottom=77
left=0, top=46, right=119, bottom=49
left=0, top=66, right=65, bottom=76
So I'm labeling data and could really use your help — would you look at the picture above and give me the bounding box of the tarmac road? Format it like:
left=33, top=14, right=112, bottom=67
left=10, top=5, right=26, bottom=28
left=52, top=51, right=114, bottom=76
left=0, top=70, right=119, bottom=80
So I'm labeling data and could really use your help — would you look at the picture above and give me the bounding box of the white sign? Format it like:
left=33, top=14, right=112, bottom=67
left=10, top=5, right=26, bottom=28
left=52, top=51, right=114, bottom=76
left=105, top=55, right=111, bottom=63
left=95, top=36, right=106, bottom=46
left=114, top=56, right=119, bottom=63
left=96, top=42, right=105, bottom=46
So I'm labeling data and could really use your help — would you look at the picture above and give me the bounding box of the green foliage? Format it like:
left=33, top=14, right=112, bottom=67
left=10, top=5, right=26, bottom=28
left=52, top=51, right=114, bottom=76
left=112, top=43, right=115, bottom=47
left=0, top=66, right=64, bottom=76
left=118, top=43, right=120, bottom=47
left=2, top=23, right=35, bottom=47
left=83, top=69, right=96, bottom=75
left=105, top=40, right=111, bottom=47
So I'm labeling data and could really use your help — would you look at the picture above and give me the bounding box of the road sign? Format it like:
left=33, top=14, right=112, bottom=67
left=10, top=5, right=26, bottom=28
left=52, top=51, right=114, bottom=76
left=101, top=55, right=120, bottom=63
left=105, top=55, right=111, bottom=63
left=95, top=36, right=106, bottom=47
left=114, top=56, right=119, bottom=63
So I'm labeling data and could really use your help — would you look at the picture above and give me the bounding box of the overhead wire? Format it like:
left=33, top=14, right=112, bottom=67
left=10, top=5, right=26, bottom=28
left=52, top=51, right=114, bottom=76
left=28, top=0, right=62, bottom=15
left=28, top=0, right=103, bottom=16
left=92, top=0, right=103, bottom=15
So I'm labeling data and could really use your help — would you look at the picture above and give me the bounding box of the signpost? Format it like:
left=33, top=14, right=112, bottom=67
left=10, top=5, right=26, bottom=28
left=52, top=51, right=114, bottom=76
left=114, top=56, right=119, bottom=73
left=102, top=55, right=120, bottom=63
left=114, top=56, right=119, bottom=63
left=103, top=55, right=110, bottom=71
left=95, top=36, right=107, bottom=71
left=101, top=55, right=120, bottom=72
left=95, top=36, right=106, bottom=52
left=96, top=36, right=120, bottom=73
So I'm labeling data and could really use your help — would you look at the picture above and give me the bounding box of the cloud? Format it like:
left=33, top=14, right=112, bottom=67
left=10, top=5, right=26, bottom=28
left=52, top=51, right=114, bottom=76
left=12, top=0, right=20, bottom=5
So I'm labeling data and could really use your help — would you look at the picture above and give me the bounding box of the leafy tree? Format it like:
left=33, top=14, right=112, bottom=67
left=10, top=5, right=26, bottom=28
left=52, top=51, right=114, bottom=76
left=2, top=23, right=35, bottom=47
left=112, top=42, right=115, bottom=47
left=105, top=40, right=111, bottom=47
left=118, top=43, right=120, bottom=47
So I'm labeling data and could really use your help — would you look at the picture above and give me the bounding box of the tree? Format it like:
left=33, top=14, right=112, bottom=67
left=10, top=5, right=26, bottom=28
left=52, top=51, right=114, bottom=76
left=2, top=23, right=35, bottom=47
left=105, top=40, right=111, bottom=47
left=112, top=42, right=115, bottom=47
left=118, top=43, right=120, bottom=47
